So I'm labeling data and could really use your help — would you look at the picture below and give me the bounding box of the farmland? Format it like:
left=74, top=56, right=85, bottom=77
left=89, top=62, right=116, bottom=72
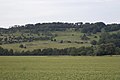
left=0, top=56, right=120, bottom=80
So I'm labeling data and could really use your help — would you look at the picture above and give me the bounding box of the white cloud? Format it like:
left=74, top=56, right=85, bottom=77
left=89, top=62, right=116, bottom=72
left=0, top=0, right=120, bottom=28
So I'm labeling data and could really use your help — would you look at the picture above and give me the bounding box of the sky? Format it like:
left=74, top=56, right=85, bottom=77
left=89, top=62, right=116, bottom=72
left=0, top=0, right=120, bottom=28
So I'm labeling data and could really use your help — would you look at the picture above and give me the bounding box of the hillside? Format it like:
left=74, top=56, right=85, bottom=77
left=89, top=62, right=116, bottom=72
left=0, top=22, right=120, bottom=56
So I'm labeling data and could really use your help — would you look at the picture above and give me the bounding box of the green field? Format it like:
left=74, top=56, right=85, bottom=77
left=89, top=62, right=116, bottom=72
left=0, top=41, right=91, bottom=51
left=0, top=56, right=120, bottom=80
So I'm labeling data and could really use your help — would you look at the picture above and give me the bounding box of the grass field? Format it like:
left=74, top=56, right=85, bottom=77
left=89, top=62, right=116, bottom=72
left=0, top=40, right=91, bottom=51
left=0, top=56, right=120, bottom=80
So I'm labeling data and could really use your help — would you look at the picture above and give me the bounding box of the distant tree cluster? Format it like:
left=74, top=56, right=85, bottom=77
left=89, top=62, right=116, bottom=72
left=98, top=32, right=120, bottom=47
left=0, top=22, right=120, bottom=34
left=80, top=22, right=120, bottom=33
left=8, top=22, right=75, bottom=33
left=0, top=33, right=54, bottom=44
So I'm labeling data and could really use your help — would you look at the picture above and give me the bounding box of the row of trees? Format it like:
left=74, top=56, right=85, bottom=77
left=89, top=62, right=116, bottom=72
left=80, top=22, right=120, bottom=33
left=1, top=22, right=120, bottom=34
left=0, top=45, right=120, bottom=56
left=0, top=36, right=52, bottom=44
left=0, top=32, right=55, bottom=44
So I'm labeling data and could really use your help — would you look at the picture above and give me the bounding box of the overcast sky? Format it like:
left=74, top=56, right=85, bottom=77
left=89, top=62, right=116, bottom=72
left=0, top=0, right=120, bottom=28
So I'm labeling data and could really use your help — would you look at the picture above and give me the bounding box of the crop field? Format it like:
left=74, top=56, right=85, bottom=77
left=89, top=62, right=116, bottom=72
left=0, top=56, right=120, bottom=80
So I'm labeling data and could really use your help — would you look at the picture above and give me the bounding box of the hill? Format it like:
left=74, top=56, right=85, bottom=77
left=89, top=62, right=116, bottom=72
left=0, top=22, right=120, bottom=56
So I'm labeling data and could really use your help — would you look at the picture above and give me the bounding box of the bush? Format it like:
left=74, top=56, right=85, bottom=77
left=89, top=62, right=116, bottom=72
left=19, top=44, right=26, bottom=48
left=60, top=40, right=63, bottom=43
left=0, top=43, right=2, bottom=45
left=91, top=40, right=97, bottom=45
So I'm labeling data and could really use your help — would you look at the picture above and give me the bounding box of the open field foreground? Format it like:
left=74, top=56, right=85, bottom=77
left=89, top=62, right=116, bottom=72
left=0, top=56, right=120, bottom=80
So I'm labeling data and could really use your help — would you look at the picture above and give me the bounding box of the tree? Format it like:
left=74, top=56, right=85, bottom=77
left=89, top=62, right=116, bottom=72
left=0, top=38, right=3, bottom=41
left=0, top=47, right=4, bottom=55
left=60, top=40, right=63, bottom=43
left=9, top=49, right=13, bottom=55
left=115, top=47, right=120, bottom=55
left=81, top=34, right=90, bottom=40
left=101, top=28, right=106, bottom=33
left=91, top=40, right=97, bottom=45
left=98, top=32, right=110, bottom=44
left=95, top=43, right=116, bottom=56
left=19, top=44, right=26, bottom=48
left=54, top=39, right=57, bottom=42
left=94, top=36, right=97, bottom=38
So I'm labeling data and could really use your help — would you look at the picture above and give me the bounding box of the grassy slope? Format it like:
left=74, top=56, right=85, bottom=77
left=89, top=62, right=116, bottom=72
left=0, top=56, right=120, bottom=80
left=0, top=31, right=96, bottom=51
left=1, top=41, right=91, bottom=51
left=2, top=30, right=117, bottom=52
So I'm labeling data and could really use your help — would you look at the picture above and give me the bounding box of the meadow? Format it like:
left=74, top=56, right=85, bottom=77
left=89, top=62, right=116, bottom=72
left=0, top=31, right=98, bottom=51
left=0, top=56, right=120, bottom=80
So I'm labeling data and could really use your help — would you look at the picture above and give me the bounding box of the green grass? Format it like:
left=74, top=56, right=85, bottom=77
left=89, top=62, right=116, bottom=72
left=0, top=31, right=110, bottom=52
left=0, top=56, right=120, bottom=80
left=0, top=41, right=91, bottom=51
left=0, top=31, right=94, bottom=51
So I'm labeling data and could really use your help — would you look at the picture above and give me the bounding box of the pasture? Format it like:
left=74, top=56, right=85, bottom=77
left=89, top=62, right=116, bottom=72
left=0, top=41, right=91, bottom=51
left=0, top=56, right=120, bottom=80
left=0, top=31, right=100, bottom=51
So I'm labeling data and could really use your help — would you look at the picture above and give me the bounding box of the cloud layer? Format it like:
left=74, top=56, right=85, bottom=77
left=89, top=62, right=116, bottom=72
left=0, top=0, right=120, bottom=28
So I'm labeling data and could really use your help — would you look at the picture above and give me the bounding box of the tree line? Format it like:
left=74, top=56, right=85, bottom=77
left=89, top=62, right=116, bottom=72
left=0, top=45, right=120, bottom=56
left=0, top=22, right=120, bottom=34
